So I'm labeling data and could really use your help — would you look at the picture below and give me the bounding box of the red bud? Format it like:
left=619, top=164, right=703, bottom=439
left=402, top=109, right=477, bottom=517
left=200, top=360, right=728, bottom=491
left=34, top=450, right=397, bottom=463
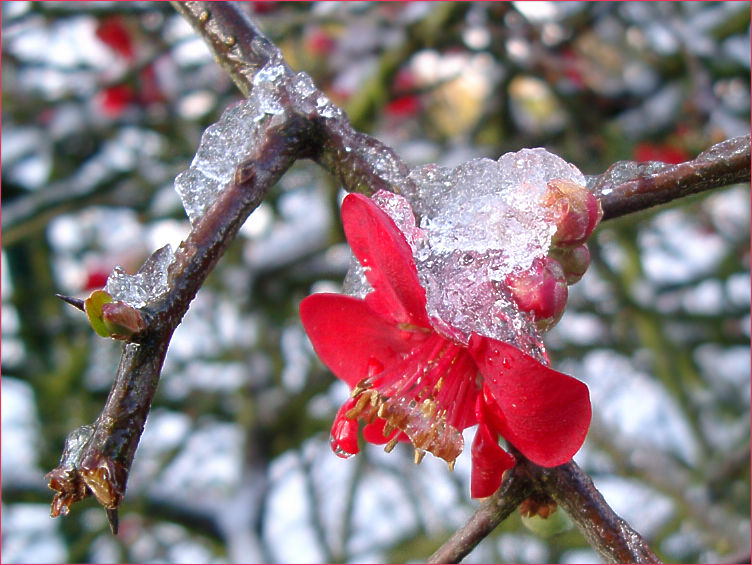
left=549, top=244, right=591, bottom=285
left=543, top=179, right=603, bottom=247
left=506, top=257, right=568, bottom=332
left=101, top=301, right=146, bottom=340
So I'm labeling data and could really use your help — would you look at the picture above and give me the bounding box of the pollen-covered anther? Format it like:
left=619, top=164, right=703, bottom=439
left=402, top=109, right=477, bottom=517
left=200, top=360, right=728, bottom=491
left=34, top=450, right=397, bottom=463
left=382, top=421, right=396, bottom=436
left=384, top=436, right=400, bottom=453
left=345, top=391, right=376, bottom=420
left=447, top=459, right=456, bottom=471
left=414, top=448, right=426, bottom=465
left=420, top=398, right=437, bottom=419
left=350, top=378, right=373, bottom=398
left=369, top=390, right=380, bottom=407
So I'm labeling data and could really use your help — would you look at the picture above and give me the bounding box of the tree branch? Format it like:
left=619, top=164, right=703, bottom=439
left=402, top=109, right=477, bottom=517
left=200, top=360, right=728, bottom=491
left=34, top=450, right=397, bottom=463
left=45, top=2, right=746, bottom=560
left=46, top=114, right=310, bottom=533
left=527, top=459, right=661, bottom=564
left=171, top=1, right=415, bottom=198
left=169, top=1, right=278, bottom=97
left=429, top=456, right=662, bottom=564
left=592, top=135, right=751, bottom=221
left=427, top=465, right=535, bottom=563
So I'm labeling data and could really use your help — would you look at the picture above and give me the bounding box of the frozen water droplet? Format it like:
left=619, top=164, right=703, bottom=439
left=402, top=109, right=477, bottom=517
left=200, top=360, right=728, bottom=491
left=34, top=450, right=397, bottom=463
left=106, top=245, right=175, bottom=308
left=330, top=435, right=356, bottom=459
left=175, top=168, right=223, bottom=224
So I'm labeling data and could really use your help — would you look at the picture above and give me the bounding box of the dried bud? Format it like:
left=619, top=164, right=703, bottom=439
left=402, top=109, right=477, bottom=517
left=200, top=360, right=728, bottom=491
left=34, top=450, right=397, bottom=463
left=520, top=492, right=558, bottom=519
left=84, top=290, right=145, bottom=340
left=520, top=493, right=572, bottom=538
left=79, top=451, right=126, bottom=509
left=543, top=179, right=603, bottom=247
left=506, top=257, right=568, bottom=332
left=549, top=244, right=591, bottom=285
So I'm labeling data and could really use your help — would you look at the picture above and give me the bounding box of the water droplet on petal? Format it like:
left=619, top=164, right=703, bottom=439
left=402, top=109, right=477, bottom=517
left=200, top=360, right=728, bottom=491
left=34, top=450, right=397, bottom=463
left=330, top=435, right=356, bottom=459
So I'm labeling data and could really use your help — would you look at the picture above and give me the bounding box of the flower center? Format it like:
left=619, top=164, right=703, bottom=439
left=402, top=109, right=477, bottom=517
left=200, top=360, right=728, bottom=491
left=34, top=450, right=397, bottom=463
left=346, top=333, right=479, bottom=467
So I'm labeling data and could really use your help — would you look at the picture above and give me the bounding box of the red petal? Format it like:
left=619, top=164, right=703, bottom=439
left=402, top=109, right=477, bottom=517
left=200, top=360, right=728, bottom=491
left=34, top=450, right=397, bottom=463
left=470, top=418, right=516, bottom=498
left=330, top=401, right=360, bottom=457
left=468, top=335, right=591, bottom=467
left=362, top=418, right=407, bottom=445
left=300, top=293, right=424, bottom=387
left=341, top=193, right=430, bottom=328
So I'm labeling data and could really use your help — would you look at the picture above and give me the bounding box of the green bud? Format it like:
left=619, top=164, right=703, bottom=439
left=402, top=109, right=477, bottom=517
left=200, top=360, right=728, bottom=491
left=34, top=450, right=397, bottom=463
left=83, top=290, right=145, bottom=340
left=84, top=290, right=114, bottom=337
left=520, top=507, right=572, bottom=538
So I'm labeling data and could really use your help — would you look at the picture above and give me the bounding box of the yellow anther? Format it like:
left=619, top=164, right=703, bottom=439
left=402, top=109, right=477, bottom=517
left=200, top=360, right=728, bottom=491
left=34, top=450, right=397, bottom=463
left=384, top=437, right=399, bottom=453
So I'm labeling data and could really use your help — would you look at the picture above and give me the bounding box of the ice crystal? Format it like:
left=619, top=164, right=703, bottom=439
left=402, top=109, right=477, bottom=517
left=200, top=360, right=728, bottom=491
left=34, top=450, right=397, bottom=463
left=106, top=245, right=175, bottom=308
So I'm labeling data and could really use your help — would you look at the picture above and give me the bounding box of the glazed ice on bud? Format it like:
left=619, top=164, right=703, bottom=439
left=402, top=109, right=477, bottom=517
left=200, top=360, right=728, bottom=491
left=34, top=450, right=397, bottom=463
left=543, top=178, right=604, bottom=247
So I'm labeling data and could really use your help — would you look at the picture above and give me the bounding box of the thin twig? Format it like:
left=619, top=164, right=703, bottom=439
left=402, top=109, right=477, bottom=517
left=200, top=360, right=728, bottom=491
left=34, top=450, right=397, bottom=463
left=591, top=135, right=751, bottom=221
left=427, top=465, right=535, bottom=563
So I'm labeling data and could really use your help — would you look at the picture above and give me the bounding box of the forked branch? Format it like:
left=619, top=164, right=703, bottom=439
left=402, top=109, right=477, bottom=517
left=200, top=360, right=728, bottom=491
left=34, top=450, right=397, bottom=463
left=48, top=2, right=749, bottom=558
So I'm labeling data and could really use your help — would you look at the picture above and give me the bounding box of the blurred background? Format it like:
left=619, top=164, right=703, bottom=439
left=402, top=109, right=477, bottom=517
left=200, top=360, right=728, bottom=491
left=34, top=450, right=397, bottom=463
left=1, top=2, right=749, bottom=563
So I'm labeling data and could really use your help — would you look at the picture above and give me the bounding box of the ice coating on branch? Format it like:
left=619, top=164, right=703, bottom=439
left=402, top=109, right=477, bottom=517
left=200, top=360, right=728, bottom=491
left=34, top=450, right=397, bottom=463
left=174, top=60, right=291, bottom=225
left=174, top=59, right=348, bottom=225
left=106, top=245, right=175, bottom=308
left=347, top=148, right=590, bottom=360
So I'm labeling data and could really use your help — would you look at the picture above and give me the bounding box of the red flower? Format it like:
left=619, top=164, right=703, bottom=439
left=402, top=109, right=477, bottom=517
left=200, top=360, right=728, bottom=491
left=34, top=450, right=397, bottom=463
left=98, top=84, right=135, bottom=117
left=95, top=17, right=134, bottom=60
left=633, top=142, right=690, bottom=165
left=300, top=193, right=591, bottom=498
left=385, top=95, right=421, bottom=118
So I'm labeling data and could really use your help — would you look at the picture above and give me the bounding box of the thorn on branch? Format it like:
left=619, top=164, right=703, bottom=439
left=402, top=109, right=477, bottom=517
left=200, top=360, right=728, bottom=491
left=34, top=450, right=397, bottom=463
left=56, top=293, right=86, bottom=311
left=106, top=508, right=119, bottom=535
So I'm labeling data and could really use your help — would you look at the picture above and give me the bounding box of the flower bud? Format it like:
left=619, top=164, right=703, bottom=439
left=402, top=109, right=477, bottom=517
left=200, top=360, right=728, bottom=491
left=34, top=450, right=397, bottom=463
left=549, top=244, right=591, bottom=285
left=101, top=301, right=146, bottom=340
left=543, top=179, right=603, bottom=246
left=506, top=257, right=568, bottom=332
left=84, top=290, right=145, bottom=340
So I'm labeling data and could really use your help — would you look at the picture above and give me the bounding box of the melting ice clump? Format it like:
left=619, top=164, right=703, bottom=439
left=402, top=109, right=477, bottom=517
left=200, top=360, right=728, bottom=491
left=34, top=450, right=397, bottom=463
left=174, top=60, right=290, bottom=225
left=349, top=148, right=588, bottom=361
left=174, top=58, right=346, bottom=226
left=106, top=245, right=175, bottom=308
